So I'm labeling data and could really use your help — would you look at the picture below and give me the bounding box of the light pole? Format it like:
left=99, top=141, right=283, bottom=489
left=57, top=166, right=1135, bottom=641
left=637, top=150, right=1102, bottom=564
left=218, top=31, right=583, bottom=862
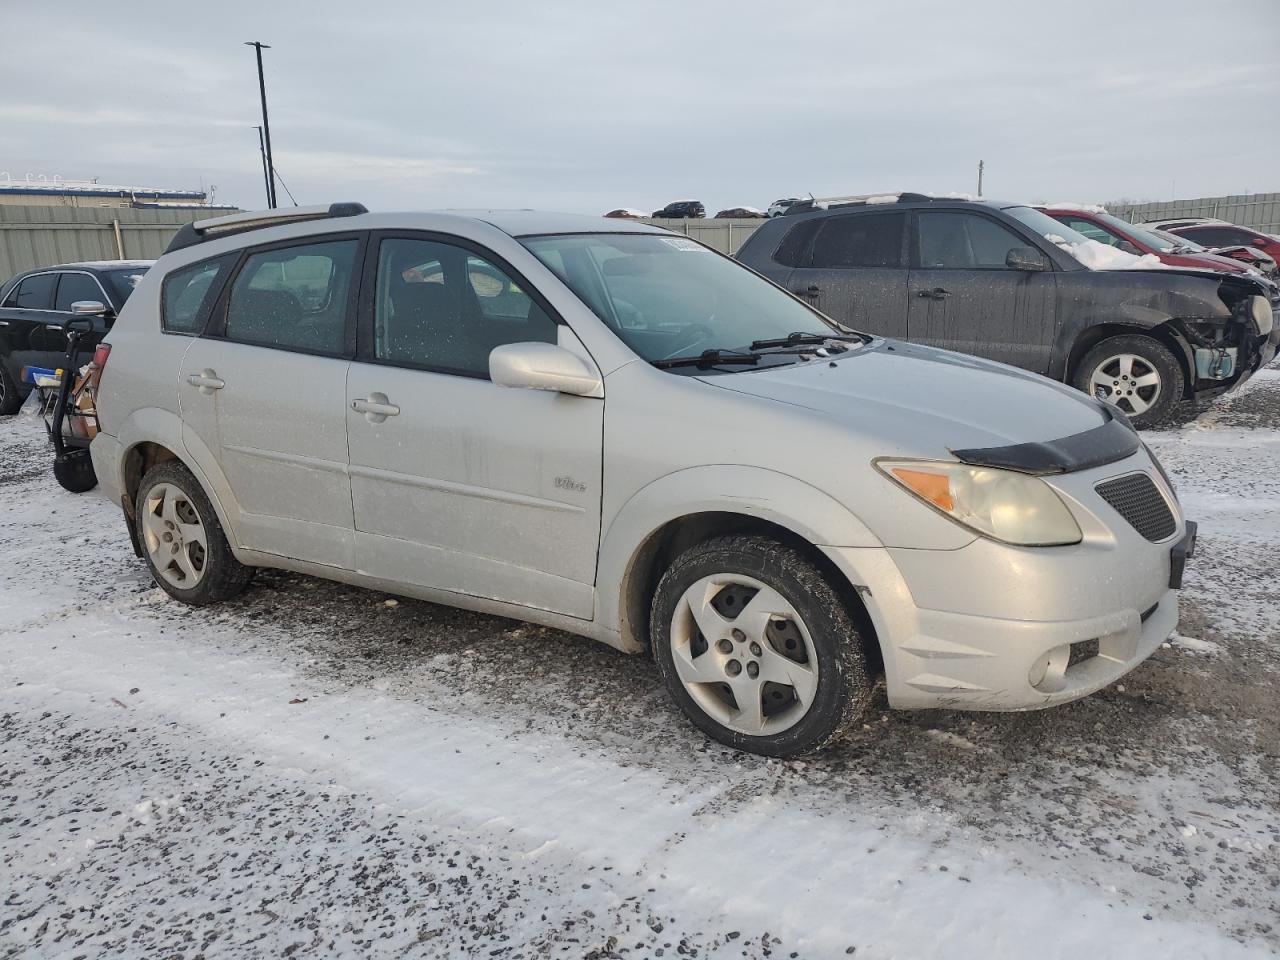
left=245, top=41, right=277, bottom=209
left=253, top=125, right=271, bottom=207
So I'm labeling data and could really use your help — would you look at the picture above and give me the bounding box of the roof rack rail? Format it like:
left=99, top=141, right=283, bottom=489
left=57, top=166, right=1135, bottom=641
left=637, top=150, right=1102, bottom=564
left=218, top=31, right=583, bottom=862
left=781, top=191, right=966, bottom=216
left=164, top=202, right=368, bottom=254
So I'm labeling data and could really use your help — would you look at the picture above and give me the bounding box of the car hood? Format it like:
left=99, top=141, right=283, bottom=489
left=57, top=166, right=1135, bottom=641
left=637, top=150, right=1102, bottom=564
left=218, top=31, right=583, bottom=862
left=698, top=340, right=1108, bottom=454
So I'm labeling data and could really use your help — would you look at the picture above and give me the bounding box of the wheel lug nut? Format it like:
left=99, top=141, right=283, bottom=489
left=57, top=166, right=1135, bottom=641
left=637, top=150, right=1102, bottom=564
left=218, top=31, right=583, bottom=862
left=731, top=628, right=746, bottom=643
left=716, top=638, right=733, bottom=654
left=725, top=660, right=742, bottom=677
left=746, top=661, right=759, bottom=679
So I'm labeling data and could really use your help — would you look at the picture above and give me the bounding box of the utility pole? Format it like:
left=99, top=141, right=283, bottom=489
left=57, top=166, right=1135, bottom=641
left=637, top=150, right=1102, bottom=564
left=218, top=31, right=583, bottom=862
left=245, top=41, right=277, bottom=208
left=253, top=125, right=271, bottom=207
left=977, top=160, right=984, bottom=198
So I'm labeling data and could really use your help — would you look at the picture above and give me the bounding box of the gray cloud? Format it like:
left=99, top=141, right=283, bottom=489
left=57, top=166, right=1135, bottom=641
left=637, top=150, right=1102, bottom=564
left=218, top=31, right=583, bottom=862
left=3, top=0, right=1278, bottom=213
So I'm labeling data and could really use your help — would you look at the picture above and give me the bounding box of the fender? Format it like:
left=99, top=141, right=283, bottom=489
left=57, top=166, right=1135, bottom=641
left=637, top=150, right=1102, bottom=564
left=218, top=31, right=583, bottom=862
left=114, top=406, right=243, bottom=553
left=595, top=464, right=884, bottom=646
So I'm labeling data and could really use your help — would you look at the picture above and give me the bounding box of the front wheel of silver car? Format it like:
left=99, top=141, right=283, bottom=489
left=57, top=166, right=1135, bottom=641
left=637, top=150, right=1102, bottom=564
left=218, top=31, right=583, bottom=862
left=136, top=461, right=253, bottom=606
left=651, top=535, right=873, bottom=757
left=1073, top=334, right=1184, bottom=429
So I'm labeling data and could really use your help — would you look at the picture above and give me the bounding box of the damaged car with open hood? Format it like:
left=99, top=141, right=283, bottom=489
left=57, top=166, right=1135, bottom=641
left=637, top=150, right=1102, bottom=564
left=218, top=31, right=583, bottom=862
left=736, top=193, right=1279, bottom=427
left=92, top=206, right=1197, bottom=758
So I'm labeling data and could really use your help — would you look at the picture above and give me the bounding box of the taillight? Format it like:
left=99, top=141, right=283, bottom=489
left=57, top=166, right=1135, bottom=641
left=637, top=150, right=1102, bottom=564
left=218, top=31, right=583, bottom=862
left=93, top=343, right=111, bottom=367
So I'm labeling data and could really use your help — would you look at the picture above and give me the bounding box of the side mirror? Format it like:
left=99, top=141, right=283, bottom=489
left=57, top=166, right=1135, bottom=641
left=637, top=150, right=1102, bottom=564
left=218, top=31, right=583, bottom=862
left=1006, top=247, right=1049, bottom=271
left=70, top=300, right=107, bottom=316
left=489, top=342, right=603, bottom=397
left=1116, top=240, right=1142, bottom=256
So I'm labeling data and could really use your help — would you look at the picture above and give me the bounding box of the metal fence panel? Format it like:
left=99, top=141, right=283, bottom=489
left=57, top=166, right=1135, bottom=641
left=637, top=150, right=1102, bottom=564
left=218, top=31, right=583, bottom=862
left=0, top=205, right=223, bottom=280
left=642, top=218, right=766, bottom=254
left=1107, top=193, right=1280, bottom=233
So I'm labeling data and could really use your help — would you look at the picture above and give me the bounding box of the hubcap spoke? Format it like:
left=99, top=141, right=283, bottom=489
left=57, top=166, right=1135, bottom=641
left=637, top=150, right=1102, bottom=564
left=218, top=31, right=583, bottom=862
left=178, top=521, right=206, bottom=549
left=757, top=646, right=818, bottom=706
left=687, top=579, right=734, bottom=643
left=1117, top=355, right=1134, bottom=379
left=671, top=637, right=727, bottom=686
left=729, top=678, right=766, bottom=733
left=732, top=585, right=793, bottom=641
left=1132, top=371, right=1160, bottom=389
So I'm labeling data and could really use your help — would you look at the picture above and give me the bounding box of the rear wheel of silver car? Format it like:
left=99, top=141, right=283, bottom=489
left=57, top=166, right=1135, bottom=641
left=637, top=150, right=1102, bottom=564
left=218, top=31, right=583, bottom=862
left=651, top=535, right=873, bottom=757
left=136, top=461, right=252, bottom=606
left=1073, top=334, right=1184, bottom=429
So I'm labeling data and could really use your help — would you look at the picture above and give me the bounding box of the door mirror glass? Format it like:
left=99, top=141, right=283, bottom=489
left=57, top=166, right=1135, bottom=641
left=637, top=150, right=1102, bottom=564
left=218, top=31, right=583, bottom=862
left=69, top=300, right=107, bottom=315
left=489, top=342, right=602, bottom=397
left=1005, top=247, right=1049, bottom=271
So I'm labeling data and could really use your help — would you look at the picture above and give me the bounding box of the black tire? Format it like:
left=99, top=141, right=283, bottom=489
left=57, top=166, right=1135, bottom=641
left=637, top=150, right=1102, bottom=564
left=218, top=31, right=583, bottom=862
left=53, top=449, right=98, bottom=493
left=135, top=460, right=253, bottom=606
left=1072, top=334, right=1184, bottom=429
left=650, top=535, right=873, bottom=758
left=0, top=360, right=25, bottom=416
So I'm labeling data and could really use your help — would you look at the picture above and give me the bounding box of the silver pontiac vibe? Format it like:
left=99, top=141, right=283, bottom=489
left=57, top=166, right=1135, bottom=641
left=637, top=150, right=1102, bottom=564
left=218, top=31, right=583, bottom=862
left=90, top=205, right=1195, bottom=758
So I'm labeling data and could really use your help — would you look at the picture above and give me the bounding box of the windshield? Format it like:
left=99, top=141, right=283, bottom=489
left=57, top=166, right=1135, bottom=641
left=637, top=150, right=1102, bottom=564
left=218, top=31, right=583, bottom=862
left=1002, top=206, right=1094, bottom=246
left=106, top=267, right=148, bottom=304
left=1151, top=228, right=1206, bottom=252
left=521, top=233, right=841, bottom=366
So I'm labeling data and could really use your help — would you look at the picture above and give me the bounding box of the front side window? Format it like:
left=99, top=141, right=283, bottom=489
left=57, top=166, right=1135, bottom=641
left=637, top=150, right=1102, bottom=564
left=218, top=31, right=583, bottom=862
left=1054, top=217, right=1118, bottom=246
left=522, top=232, right=840, bottom=365
left=163, top=256, right=234, bottom=334
left=224, top=239, right=358, bottom=355
left=916, top=212, right=1030, bottom=269
left=5, top=273, right=56, bottom=309
left=372, top=237, right=555, bottom=376
left=809, top=212, right=905, bottom=268
left=54, top=272, right=106, bottom=312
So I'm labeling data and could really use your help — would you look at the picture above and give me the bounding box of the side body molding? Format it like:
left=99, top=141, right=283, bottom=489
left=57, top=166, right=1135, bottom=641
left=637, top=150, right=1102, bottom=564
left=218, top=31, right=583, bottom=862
left=595, top=464, right=884, bottom=651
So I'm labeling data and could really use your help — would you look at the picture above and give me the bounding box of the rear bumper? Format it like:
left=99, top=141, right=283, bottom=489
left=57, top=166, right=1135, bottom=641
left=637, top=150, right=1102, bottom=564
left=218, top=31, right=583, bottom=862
left=89, top=430, right=123, bottom=507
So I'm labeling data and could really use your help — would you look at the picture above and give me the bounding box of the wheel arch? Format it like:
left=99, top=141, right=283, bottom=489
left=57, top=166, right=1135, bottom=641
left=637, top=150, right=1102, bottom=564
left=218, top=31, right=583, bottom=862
left=598, top=466, right=883, bottom=663
left=1065, top=322, right=1194, bottom=400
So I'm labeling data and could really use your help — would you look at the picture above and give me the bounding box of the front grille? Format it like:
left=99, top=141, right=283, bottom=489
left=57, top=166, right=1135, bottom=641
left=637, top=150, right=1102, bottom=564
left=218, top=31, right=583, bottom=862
left=1095, top=472, right=1176, bottom=542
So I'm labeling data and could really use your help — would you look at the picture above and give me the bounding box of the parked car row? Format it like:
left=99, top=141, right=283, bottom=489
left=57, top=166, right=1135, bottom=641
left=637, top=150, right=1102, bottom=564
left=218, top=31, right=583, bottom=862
left=735, top=192, right=1279, bottom=427
left=605, top=202, right=769, bottom=220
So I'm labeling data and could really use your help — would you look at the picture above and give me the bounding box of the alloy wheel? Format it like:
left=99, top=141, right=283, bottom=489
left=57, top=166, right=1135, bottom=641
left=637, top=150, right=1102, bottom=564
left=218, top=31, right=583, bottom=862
left=1088, top=353, right=1162, bottom=416
left=140, top=482, right=208, bottom=589
left=668, top=574, right=819, bottom=736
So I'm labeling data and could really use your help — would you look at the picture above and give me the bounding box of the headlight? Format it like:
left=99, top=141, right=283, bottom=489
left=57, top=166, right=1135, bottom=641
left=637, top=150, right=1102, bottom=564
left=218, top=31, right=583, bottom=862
left=877, top=460, right=1082, bottom=546
left=1248, top=294, right=1274, bottom=336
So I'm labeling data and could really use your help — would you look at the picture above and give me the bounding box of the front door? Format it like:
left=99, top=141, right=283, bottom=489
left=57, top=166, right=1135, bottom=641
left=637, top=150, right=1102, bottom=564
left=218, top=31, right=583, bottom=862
left=177, top=235, right=363, bottom=568
left=345, top=233, right=604, bottom=619
left=787, top=210, right=909, bottom=338
left=907, top=210, right=1057, bottom=373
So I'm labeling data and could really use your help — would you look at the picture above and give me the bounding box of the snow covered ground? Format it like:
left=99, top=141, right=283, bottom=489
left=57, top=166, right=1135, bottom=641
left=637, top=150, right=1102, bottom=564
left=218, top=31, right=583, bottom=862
left=2, top=371, right=1278, bottom=959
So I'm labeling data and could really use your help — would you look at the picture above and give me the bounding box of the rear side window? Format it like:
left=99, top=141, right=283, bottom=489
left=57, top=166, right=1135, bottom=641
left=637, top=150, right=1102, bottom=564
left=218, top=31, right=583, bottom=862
left=916, top=211, right=1029, bottom=269
left=809, top=213, right=905, bottom=268
left=54, top=272, right=106, bottom=311
left=224, top=239, right=359, bottom=355
left=772, top=220, right=821, bottom=267
left=4, top=273, right=56, bottom=309
left=162, top=256, right=234, bottom=335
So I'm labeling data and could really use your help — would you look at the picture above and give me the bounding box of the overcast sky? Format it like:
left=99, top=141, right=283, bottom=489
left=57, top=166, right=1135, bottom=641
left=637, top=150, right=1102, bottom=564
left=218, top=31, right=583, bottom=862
left=3, top=1, right=1278, bottom=214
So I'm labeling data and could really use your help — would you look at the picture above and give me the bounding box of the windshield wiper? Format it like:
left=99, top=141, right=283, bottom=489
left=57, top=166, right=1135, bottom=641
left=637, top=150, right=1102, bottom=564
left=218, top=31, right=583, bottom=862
left=653, top=349, right=761, bottom=370
left=749, top=330, right=867, bottom=350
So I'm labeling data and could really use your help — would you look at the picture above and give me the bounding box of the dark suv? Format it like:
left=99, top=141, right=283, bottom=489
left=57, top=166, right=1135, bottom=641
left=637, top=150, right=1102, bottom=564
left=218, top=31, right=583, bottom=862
left=735, top=196, right=1279, bottom=426
left=0, top=261, right=152, bottom=414
left=652, top=200, right=706, bottom=219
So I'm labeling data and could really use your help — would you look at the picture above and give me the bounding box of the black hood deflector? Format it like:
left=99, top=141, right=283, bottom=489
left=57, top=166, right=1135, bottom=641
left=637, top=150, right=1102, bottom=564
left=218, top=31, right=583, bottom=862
left=950, top=406, right=1140, bottom=476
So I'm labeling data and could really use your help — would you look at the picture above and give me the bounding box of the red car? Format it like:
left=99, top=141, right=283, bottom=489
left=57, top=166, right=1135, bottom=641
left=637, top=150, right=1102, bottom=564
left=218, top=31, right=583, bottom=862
left=1038, top=206, right=1257, bottom=275
left=1139, top=217, right=1279, bottom=275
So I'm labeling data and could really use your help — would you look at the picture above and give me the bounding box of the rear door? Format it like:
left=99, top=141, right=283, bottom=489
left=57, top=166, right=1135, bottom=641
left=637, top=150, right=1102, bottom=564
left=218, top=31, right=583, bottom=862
left=345, top=231, right=604, bottom=618
left=786, top=211, right=909, bottom=338
left=178, top=234, right=363, bottom=569
left=907, top=209, right=1057, bottom=372
left=0, top=272, right=60, bottom=378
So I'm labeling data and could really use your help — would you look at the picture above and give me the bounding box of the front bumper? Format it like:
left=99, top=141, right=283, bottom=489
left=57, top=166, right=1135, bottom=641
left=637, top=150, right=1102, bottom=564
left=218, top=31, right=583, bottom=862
left=821, top=451, right=1188, bottom=712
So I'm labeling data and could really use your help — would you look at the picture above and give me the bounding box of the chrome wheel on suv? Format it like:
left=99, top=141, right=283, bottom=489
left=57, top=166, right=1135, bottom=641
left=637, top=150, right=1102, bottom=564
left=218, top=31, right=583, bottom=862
left=1073, top=334, right=1185, bottom=428
left=651, top=535, right=873, bottom=756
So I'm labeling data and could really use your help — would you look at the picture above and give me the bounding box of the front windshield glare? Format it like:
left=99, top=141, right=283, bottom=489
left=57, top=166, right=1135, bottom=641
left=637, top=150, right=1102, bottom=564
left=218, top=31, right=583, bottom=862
left=521, top=233, right=838, bottom=363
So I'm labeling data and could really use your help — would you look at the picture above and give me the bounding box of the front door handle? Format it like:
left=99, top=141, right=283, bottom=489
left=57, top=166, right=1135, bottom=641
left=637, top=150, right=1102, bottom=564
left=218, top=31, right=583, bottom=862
left=352, top=392, right=400, bottom=423
left=916, top=287, right=950, bottom=300
left=186, top=369, right=225, bottom=394
left=792, top=284, right=821, bottom=298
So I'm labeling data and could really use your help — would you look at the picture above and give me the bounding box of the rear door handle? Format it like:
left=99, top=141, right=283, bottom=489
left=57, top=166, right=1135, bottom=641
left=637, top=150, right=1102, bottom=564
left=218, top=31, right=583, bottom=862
left=352, top=393, right=400, bottom=423
left=916, top=287, right=950, bottom=300
left=792, top=285, right=821, bottom=298
left=186, top=369, right=225, bottom=394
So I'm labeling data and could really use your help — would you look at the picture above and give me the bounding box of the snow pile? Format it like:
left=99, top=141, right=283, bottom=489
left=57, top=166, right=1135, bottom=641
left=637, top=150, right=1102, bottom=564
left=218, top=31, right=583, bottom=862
left=1042, top=201, right=1109, bottom=214
left=1045, top=233, right=1166, bottom=271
